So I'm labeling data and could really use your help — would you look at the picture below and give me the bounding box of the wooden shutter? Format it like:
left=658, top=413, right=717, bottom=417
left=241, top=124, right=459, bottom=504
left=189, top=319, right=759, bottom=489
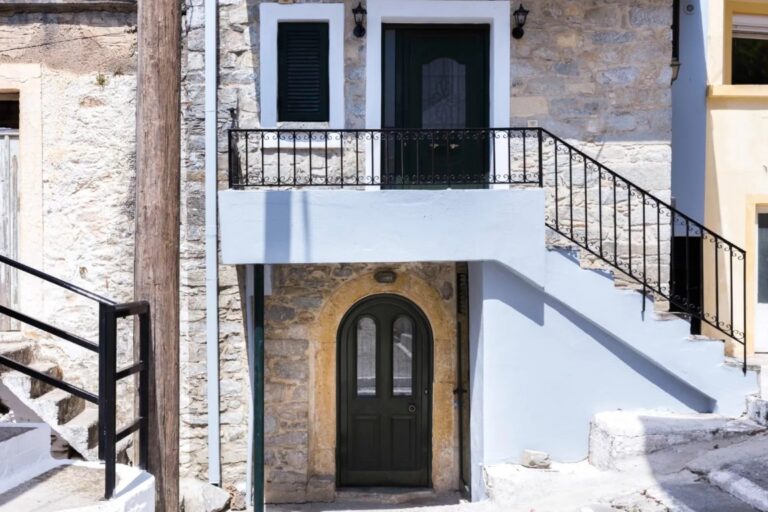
left=277, top=22, right=330, bottom=122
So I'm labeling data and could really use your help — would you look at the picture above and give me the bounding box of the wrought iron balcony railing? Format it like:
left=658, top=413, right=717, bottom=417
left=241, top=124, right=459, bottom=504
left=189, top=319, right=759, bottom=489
left=228, top=128, right=542, bottom=188
left=228, top=127, right=748, bottom=371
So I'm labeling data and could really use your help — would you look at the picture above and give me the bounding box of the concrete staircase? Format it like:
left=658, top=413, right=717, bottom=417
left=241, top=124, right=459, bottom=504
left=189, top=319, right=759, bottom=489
left=0, top=422, right=154, bottom=512
left=545, top=245, right=755, bottom=416
left=0, top=342, right=99, bottom=461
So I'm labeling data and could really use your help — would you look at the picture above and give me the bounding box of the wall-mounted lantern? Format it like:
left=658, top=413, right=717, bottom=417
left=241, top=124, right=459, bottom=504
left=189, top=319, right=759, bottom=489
left=353, top=2, right=367, bottom=38
left=512, top=3, right=530, bottom=39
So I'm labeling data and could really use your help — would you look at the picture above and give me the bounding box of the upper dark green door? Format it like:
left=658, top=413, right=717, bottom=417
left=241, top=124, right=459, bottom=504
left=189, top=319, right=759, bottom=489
left=338, top=295, right=432, bottom=487
left=382, top=25, right=490, bottom=187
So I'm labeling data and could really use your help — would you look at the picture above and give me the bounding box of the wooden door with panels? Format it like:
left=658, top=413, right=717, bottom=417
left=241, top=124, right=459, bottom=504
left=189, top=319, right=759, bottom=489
left=337, top=294, right=432, bottom=487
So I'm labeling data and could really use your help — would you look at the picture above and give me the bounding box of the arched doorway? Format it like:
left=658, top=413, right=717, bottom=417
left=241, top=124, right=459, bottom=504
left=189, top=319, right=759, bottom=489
left=337, top=294, right=433, bottom=487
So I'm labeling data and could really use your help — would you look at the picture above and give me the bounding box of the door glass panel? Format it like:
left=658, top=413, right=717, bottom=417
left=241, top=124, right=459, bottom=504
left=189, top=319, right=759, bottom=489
left=421, top=58, right=466, bottom=129
left=759, top=214, right=768, bottom=303
left=392, top=315, right=414, bottom=396
left=356, top=316, right=376, bottom=396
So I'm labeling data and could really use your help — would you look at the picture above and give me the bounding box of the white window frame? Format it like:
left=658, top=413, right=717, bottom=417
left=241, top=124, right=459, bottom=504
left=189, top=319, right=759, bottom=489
left=364, top=0, right=510, bottom=129
left=259, top=3, right=345, bottom=129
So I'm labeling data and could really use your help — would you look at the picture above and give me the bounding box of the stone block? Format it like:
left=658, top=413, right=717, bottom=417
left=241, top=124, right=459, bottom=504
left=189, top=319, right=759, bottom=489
left=521, top=449, right=551, bottom=469
left=510, top=96, right=549, bottom=117
left=180, top=478, right=231, bottom=512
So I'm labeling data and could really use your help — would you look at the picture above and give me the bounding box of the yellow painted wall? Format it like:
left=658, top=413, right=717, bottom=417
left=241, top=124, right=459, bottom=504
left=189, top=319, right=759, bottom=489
left=704, top=0, right=768, bottom=353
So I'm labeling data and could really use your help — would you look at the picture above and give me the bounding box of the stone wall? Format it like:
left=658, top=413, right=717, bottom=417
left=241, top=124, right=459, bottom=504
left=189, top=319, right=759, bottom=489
left=0, top=10, right=137, bottom=412
left=513, top=1, right=672, bottom=194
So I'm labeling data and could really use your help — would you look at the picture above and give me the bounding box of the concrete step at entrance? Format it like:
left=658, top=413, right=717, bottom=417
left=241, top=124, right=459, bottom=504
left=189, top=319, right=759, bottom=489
left=334, top=488, right=439, bottom=505
left=589, top=410, right=766, bottom=471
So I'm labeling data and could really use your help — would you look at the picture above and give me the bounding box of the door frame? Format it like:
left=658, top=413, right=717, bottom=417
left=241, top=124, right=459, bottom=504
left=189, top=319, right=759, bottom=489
left=362, top=0, right=510, bottom=186
left=365, top=0, right=510, bottom=129
left=336, top=293, right=434, bottom=487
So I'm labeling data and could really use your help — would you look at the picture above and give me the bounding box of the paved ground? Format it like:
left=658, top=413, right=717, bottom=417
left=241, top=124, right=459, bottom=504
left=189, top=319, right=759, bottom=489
left=262, top=432, right=768, bottom=512
left=0, top=464, right=106, bottom=512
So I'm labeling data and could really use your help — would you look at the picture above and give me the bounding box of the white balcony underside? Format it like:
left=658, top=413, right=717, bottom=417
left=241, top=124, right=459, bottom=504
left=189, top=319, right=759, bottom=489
left=219, top=188, right=546, bottom=285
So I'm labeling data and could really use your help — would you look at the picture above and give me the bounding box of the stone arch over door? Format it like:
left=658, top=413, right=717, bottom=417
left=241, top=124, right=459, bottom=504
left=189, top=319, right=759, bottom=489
left=306, top=270, right=457, bottom=500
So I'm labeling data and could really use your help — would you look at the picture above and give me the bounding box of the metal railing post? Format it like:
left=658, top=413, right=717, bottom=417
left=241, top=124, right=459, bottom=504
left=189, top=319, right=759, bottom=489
left=99, top=304, right=118, bottom=499
left=537, top=128, right=543, bottom=187
left=138, top=306, right=151, bottom=469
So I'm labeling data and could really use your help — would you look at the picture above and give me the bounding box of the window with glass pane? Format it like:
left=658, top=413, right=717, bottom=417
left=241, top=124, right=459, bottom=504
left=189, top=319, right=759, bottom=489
left=392, top=316, right=414, bottom=396
left=356, top=316, right=376, bottom=396
left=758, top=214, right=768, bottom=304
left=732, top=14, right=768, bottom=85
left=421, top=58, right=467, bottom=129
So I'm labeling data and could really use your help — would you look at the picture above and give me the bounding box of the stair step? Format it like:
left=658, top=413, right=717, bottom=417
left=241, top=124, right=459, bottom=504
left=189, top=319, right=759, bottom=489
left=63, top=407, right=99, bottom=450
left=34, top=389, right=86, bottom=425
left=748, top=395, right=768, bottom=427
left=26, top=362, right=63, bottom=399
left=0, top=342, right=34, bottom=373
left=589, top=410, right=766, bottom=471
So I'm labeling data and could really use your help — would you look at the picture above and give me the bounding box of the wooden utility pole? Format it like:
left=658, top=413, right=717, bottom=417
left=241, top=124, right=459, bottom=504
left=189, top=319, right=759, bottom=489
left=135, top=0, right=181, bottom=508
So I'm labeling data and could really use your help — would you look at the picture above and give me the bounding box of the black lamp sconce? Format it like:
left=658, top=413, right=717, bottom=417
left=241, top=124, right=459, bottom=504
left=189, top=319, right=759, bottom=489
left=512, top=3, right=530, bottom=39
left=353, top=2, right=367, bottom=38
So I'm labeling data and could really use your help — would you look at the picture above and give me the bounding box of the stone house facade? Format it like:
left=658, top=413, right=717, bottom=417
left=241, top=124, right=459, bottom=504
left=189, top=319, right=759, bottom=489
left=200, top=0, right=684, bottom=501
left=0, top=0, right=759, bottom=508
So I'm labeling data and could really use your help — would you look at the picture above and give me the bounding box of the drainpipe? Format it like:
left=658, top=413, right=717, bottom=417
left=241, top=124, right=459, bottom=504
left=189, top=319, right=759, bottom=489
left=204, top=0, right=221, bottom=486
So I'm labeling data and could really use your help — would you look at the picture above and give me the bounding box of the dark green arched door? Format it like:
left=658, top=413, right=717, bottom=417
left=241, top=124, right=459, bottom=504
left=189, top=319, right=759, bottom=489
left=337, top=295, right=432, bottom=487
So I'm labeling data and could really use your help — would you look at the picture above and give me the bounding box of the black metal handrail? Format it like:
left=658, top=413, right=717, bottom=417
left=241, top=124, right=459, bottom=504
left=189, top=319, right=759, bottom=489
left=229, top=127, right=748, bottom=371
left=0, top=256, right=150, bottom=499
left=539, top=129, right=747, bottom=372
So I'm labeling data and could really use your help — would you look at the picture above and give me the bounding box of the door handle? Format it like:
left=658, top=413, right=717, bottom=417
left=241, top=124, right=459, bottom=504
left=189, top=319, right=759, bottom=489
left=449, top=144, right=461, bottom=150
left=408, top=404, right=416, bottom=413
left=429, top=143, right=440, bottom=149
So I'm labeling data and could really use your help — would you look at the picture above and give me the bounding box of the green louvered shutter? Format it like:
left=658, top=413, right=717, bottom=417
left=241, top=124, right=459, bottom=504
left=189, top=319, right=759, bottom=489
left=277, top=22, right=330, bottom=122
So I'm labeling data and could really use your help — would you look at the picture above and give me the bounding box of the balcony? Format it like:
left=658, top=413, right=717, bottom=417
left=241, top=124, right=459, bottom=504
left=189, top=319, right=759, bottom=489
left=227, top=128, right=542, bottom=189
